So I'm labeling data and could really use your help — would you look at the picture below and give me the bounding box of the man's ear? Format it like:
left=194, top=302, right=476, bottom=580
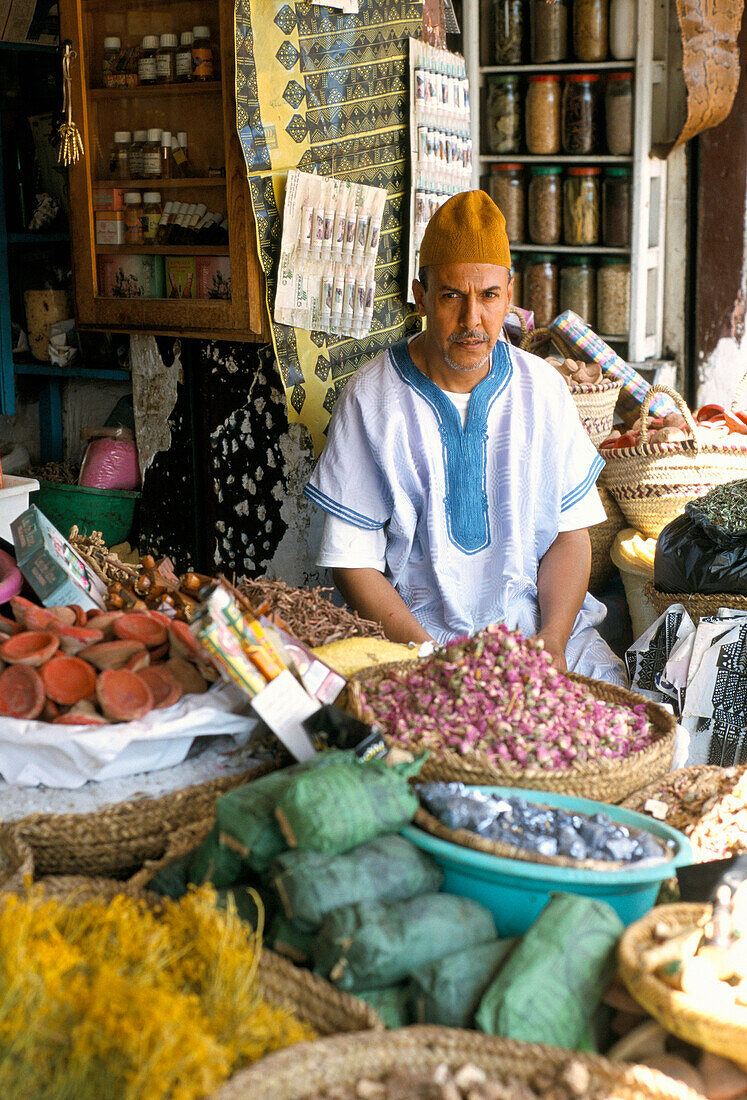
left=412, top=278, right=427, bottom=317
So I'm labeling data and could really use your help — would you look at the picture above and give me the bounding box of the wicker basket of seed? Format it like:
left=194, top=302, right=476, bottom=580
left=211, top=1025, right=708, bottom=1100
left=345, top=629, right=676, bottom=805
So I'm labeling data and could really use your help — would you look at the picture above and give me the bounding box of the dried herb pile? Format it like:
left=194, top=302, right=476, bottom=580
left=24, top=461, right=79, bottom=484
left=238, top=577, right=385, bottom=648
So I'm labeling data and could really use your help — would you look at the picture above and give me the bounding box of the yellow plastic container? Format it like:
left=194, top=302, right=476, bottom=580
left=611, top=528, right=659, bottom=639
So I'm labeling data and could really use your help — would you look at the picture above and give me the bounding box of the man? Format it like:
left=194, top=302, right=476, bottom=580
left=304, top=190, right=626, bottom=684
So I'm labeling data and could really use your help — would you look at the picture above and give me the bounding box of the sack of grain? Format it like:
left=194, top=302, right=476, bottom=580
left=355, top=984, right=413, bottom=1029
left=411, top=938, right=517, bottom=1028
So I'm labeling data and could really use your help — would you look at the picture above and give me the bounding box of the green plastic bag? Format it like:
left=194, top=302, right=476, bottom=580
left=356, top=984, right=413, bottom=1029
left=475, top=893, right=623, bottom=1049
left=312, top=893, right=497, bottom=991
left=411, top=938, right=517, bottom=1028
left=214, top=883, right=277, bottom=930
left=272, top=834, right=443, bottom=929
left=268, top=915, right=316, bottom=965
left=275, top=757, right=419, bottom=854
left=188, top=751, right=351, bottom=885
left=148, top=852, right=191, bottom=899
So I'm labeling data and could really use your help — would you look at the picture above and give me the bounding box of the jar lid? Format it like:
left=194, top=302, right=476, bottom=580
left=599, top=256, right=630, bottom=264
left=563, top=255, right=593, bottom=265
left=124, top=192, right=142, bottom=203
left=565, top=73, right=601, bottom=82
left=528, top=74, right=561, bottom=82
left=133, top=130, right=147, bottom=141
left=193, top=25, right=210, bottom=36
left=142, top=35, right=159, bottom=49
left=607, top=71, right=634, bottom=80
left=489, top=73, right=519, bottom=83
left=143, top=192, right=161, bottom=203
left=160, top=33, right=178, bottom=48
left=568, top=166, right=601, bottom=175
left=147, top=128, right=162, bottom=142
left=527, top=253, right=556, bottom=262
left=530, top=165, right=563, bottom=174
left=491, top=163, right=523, bottom=171
left=178, top=131, right=187, bottom=144
left=103, top=36, right=121, bottom=49
left=605, top=166, right=632, bottom=176
left=161, top=130, right=172, bottom=145
left=114, top=131, right=131, bottom=142
left=180, top=31, right=194, bottom=45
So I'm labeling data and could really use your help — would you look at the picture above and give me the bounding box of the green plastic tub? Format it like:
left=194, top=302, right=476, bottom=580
left=402, top=786, right=693, bottom=936
left=34, top=479, right=139, bottom=546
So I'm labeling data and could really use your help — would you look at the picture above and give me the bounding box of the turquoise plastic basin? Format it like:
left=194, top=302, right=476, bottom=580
left=402, top=786, right=693, bottom=936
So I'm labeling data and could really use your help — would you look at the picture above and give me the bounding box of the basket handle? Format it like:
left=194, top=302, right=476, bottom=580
left=732, top=369, right=747, bottom=411
left=639, top=384, right=701, bottom=453
left=508, top=306, right=527, bottom=339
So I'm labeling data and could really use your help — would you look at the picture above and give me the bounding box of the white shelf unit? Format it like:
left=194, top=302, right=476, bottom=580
left=462, top=0, right=668, bottom=360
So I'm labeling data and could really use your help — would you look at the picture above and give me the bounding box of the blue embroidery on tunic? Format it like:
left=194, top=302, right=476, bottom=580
left=389, top=340, right=513, bottom=554
left=303, top=483, right=386, bottom=529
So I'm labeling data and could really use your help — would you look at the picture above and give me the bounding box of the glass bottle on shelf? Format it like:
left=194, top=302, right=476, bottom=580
left=157, top=34, right=178, bottom=83
left=171, top=132, right=191, bottom=177
left=192, top=26, right=215, bottom=81
left=530, top=0, right=568, bottom=64
left=492, top=0, right=523, bottom=64
left=102, top=36, right=121, bottom=87
left=525, top=253, right=558, bottom=327
left=176, top=31, right=194, bottom=81
left=562, top=74, right=600, bottom=155
left=525, top=74, right=561, bottom=155
left=564, top=166, right=600, bottom=245
left=138, top=35, right=159, bottom=85
left=573, top=0, right=608, bottom=62
left=610, top=0, right=635, bottom=59
left=110, top=131, right=131, bottom=180
left=128, top=130, right=147, bottom=180
left=143, top=128, right=162, bottom=178
left=486, top=75, right=521, bottom=154
left=560, top=257, right=595, bottom=325
left=155, top=200, right=175, bottom=244
left=488, top=163, right=525, bottom=241
left=511, top=260, right=522, bottom=307
left=124, top=192, right=143, bottom=244
left=597, top=257, right=630, bottom=336
left=602, top=166, right=632, bottom=246
left=528, top=165, right=562, bottom=245
left=605, top=72, right=633, bottom=155
left=142, top=192, right=162, bottom=242
left=161, top=131, right=173, bottom=180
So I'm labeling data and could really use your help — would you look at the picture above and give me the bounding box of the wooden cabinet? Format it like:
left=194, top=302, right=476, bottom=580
left=60, top=0, right=268, bottom=341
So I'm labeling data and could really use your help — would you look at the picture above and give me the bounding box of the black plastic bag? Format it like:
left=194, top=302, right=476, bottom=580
left=654, top=508, right=747, bottom=595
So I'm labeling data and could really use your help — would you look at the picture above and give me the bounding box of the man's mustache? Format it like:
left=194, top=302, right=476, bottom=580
left=448, top=330, right=489, bottom=342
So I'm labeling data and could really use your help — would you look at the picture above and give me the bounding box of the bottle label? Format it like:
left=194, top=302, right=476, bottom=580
left=138, top=56, right=157, bottom=82
left=143, top=213, right=160, bottom=240
left=175, top=52, right=192, bottom=77
left=192, top=47, right=214, bottom=79
left=172, top=144, right=187, bottom=167
left=142, top=149, right=161, bottom=176
left=156, top=54, right=174, bottom=80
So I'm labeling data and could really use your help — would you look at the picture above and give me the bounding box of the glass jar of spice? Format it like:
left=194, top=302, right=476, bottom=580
left=192, top=25, right=215, bottom=81
left=124, top=192, right=143, bottom=244
left=573, top=0, right=608, bottom=61
left=597, top=257, right=630, bottom=335
left=562, top=73, right=600, bottom=155
left=102, top=36, right=121, bottom=87
left=157, top=33, right=178, bottom=83
left=602, top=166, right=632, bottom=246
left=560, top=257, right=595, bottom=325
left=530, top=0, right=568, bottom=63
left=605, top=71, right=633, bottom=155
left=528, top=165, right=562, bottom=245
left=526, top=74, right=561, bottom=155
left=492, top=0, right=523, bottom=64
left=486, top=75, right=521, bottom=153
left=511, top=261, right=522, bottom=307
left=525, top=253, right=558, bottom=327
left=110, top=130, right=131, bottom=180
left=176, top=31, right=194, bottom=80
left=488, top=163, right=525, bottom=241
left=138, top=35, right=159, bottom=85
left=610, top=0, right=635, bottom=59
left=564, top=166, right=600, bottom=244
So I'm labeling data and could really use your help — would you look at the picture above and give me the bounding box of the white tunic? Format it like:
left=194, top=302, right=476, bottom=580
left=305, top=337, right=627, bottom=685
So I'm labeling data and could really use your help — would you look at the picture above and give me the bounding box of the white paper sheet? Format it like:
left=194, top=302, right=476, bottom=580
left=0, top=683, right=259, bottom=788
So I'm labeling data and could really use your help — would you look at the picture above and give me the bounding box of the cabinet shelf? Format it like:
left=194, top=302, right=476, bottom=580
left=89, top=81, right=222, bottom=99
left=481, top=61, right=635, bottom=74
left=93, top=177, right=226, bottom=190
left=96, top=244, right=229, bottom=254
left=481, top=155, right=633, bottom=164
left=510, top=243, right=630, bottom=255
left=7, top=232, right=70, bottom=244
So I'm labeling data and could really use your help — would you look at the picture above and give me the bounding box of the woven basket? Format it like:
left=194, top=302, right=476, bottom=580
left=413, top=805, right=672, bottom=872
left=644, top=582, right=747, bottom=625
left=10, top=761, right=275, bottom=878
left=600, top=383, right=747, bottom=539
left=211, top=1024, right=708, bottom=1100
left=590, top=486, right=627, bottom=592
left=346, top=662, right=676, bottom=804
left=619, top=903, right=747, bottom=1070
left=570, top=377, right=623, bottom=448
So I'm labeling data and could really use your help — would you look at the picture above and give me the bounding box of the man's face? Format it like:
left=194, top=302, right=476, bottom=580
left=412, top=263, right=513, bottom=375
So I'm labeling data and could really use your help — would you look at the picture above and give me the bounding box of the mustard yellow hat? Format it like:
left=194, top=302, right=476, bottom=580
left=419, top=190, right=512, bottom=269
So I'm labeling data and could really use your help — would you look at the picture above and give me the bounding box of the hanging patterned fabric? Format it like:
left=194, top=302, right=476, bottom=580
left=234, top=0, right=422, bottom=454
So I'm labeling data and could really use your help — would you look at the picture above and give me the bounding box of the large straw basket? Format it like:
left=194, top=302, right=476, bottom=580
left=346, top=663, right=676, bottom=804
left=644, top=582, right=747, bottom=625
left=619, top=903, right=747, bottom=1070
left=600, top=383, right=747, bottom=539
left=211, top=1025, right=708, bottom=1100
left=10, top=761, right=275, bottom=878
left=590, top=486, right=627, bottom=592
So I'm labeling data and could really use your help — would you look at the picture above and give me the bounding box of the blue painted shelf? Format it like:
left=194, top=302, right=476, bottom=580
left=14, top=363, right=130, bottom=381
left=8, top=232, right=69, bottom=244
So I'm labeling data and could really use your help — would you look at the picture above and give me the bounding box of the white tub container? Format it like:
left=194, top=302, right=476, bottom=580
left=0, top=475, right=40, bottom=543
